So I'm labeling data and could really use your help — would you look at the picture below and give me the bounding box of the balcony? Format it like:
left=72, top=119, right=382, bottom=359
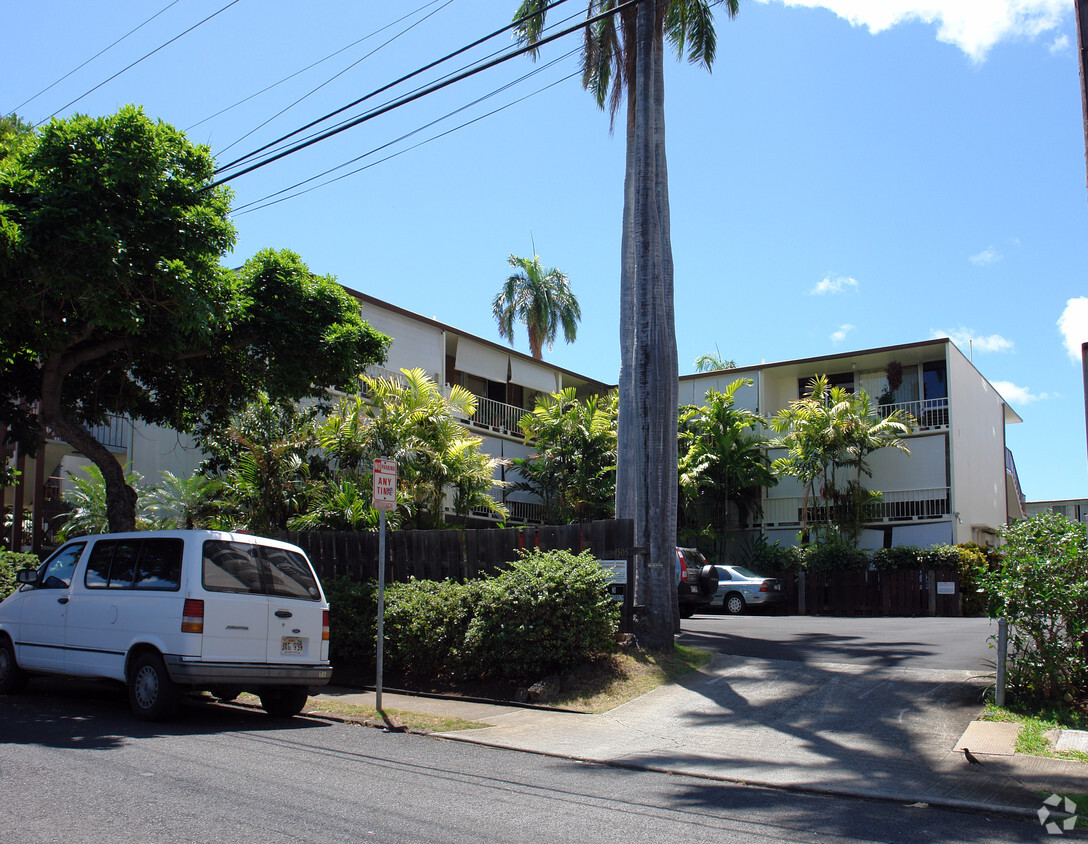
left=877, top=397, right=949, bottom=431
left=756, top=487, right=952, bottom=528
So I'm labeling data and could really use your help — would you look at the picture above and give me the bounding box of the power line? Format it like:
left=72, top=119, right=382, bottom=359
left=213, top=0, right=573, bottom=176
left=232, top=49, right=580, bottom=216
left=36, top=0, right=245, bottom=126
left=212, top=0, right=458, bottom=156
left=10, top=0, right=181, bottom=114
left=185, top=0, right=447, bottom=133
left=209, top=0, right=637, bottom=188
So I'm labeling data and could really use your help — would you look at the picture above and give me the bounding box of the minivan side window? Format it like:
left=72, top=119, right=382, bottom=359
left=38, top=543, right=86, bottom=589
left=85, top=540, right=182, bottom=591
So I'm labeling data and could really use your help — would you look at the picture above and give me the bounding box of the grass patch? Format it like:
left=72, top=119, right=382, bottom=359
left=235, top=692, right=488, bottom=733
left=549, top=644, right=713, bottom=714
left=981, top=702, right=1088, bottom=764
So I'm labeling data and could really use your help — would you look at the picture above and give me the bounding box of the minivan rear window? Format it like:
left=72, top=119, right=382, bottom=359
left=202, top=540, right=320, bottom=600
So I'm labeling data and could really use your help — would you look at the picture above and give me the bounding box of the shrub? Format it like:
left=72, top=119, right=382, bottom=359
left=976, top=514, right=1088, bottom=707
left=740, top=535, right=803, bottom=574
left=462, top=549, right=619, bottom=681
left=323, top=576, right=378, bottom=674
left=800, top=541, right=869, bottom=572
left=0, top=550, right=41, bottom=600
left=384, top=578, right=481, bottom=681
left=870, top=545, right=923, bottom=571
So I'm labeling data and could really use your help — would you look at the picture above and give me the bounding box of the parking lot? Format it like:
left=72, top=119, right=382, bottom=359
left=679, top=612, right=998, bottom=672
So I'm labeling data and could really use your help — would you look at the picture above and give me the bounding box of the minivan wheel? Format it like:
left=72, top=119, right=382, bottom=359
left=260, top=687, right=309, bottom=718
left=129, top=652, right=180, bottom=721
left=724, top=593, right=746, bottom=615
left=0, top=636, right=28, bottom=694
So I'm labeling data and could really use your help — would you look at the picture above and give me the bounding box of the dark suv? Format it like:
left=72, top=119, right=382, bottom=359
left=676, top=548, right=719, bottom=618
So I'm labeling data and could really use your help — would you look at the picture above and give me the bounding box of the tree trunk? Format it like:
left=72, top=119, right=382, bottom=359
left=38, top=355, right=137, bottom=533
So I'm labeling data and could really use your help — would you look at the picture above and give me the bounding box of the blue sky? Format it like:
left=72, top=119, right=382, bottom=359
left=4, top=0, right=1087, bottom=501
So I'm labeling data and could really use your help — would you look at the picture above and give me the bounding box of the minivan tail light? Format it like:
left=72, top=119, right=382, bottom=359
left=322, top=610, right=330, bottom=642
left=182, top=599, right=204, bottom=634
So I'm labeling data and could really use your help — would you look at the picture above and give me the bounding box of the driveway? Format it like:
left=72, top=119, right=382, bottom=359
left=679, top=614, right=999, bottom=672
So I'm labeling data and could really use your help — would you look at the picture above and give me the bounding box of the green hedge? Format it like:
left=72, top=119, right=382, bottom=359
left=0, top=550, right=41, bottom=600
left=324, top=548, right=619, bottom=685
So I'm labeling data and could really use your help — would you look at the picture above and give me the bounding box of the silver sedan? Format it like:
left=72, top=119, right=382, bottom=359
left=713, top=565, right=787, bottom=615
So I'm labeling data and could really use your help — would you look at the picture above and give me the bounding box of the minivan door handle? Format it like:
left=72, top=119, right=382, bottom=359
left=274, top=610, right=293, bottom=618
left=57, top=597, right=69, bottom=605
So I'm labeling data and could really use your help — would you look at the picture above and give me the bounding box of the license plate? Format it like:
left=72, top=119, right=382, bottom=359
left=281, top=636, right=304, bottom=656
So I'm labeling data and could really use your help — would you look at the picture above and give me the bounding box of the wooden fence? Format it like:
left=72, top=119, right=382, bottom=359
left=280, top=519, right=635, bottom=585
left=772, top=569, right=962, bottom=617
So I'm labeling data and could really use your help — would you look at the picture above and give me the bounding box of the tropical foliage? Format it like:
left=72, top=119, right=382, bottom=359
left=693, top=351, right=736, bottom=372
left=511, top=389, right=617, bottom=524
left=678, top=378, right=775, bottom=560
left=769, top=375, right=914, bottom=547
left=57, top=465, right=152, bottom=540
left=492, top=253, right=581, bottom=360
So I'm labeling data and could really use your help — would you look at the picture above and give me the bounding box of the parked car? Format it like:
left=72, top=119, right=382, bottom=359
left=601, top=548, right=718, bottom=619
left=677, top=548, right=719, bottom=618
left=714, top=565, right=787, bottom=615
left=0, top=530, right=331, bottom=721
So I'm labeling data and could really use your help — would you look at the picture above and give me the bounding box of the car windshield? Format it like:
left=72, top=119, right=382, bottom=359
left=729, top=566, right=763, bottom=579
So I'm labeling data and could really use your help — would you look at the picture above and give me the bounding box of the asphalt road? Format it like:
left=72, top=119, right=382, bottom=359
left=679, top=614, right=998, bottom=671
left=0, top=680, right=1043, bottom=843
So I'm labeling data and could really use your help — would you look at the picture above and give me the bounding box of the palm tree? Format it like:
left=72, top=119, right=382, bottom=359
left=492, top=254, right=581, bottom=360
left=693, top=349, right=736, bottom=372
left=514, top=0, right=740, bottom=647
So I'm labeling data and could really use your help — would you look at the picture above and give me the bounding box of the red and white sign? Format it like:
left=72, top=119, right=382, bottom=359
left=372, top=458, right=397, bottom=511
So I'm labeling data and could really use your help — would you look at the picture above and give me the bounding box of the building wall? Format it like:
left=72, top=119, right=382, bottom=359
left=359, top=302, right=445, bottom=382
left=947, top=343, right=1010, bottom=544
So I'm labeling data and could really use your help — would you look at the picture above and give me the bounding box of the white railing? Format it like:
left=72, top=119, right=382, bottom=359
left=466, top=395, right=527, bottom=437
left=757, top=487, right=951, bottom=527
left=877, top=397, right=949, bottom=430
left=362, top=365, right=408, bottom=386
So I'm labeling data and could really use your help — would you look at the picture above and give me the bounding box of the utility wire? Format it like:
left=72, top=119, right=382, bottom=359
left=185, top=0, right=447, bottom=132
left=214, top=0, right=458, bottom=157
left=36, top=0, right=244, bottom=126
left=11, top=0, right=181, bottom=114
left=232, top=48, right=579, bottom=216
left=228, top=4, right=583, bottom=174
left=214, top=0, right=572, bottom=176
left=209, top=0, right=638, bottom=188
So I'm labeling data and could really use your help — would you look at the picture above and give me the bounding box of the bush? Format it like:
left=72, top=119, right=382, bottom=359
left=323, top=576, right=378, bottom=675
left=799, top=541, right=869, bottom=572
left=462, top=549, right=619, bottom=681
left=0, top=550, right=41, bottom=600
left=976, top=514, right=1088, bottom=707
left=384, top=578, right=481, bottom=681
left=740, top=535, right=803, bottom=574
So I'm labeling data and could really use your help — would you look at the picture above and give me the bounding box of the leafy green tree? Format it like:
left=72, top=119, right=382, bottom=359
left=0, top=113, right=34, bottom=160
left=492, top=253, right=581, bottom=360
left=314, top=368, right=506, bottom=529
left=143, top=471, right=227, bottom=531
left=511, top=388, right=617, bottom=524
left=515, top=0, right=741, bottom=648
left=769, top=375, right=913, bottom=546
left=0, top=106, right=388, bottom=534
left=977, top=514, right=1088, bottom=709
left=678, top=378, right=775, bottom=560
left=57, top=465, right=152, bottom=540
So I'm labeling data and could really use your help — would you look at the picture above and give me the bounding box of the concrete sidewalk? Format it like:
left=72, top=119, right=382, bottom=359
left=310, top=653, right=1088, bottom=820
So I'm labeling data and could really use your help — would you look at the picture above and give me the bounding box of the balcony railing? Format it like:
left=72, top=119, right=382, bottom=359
left=463, top=395, right=527, bottom=437
left=756, top=487, right=951, bottom=528
left=877, top=397, right=949, bottom=430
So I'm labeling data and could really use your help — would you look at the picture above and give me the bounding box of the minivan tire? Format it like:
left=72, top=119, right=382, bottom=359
left=129, top=651, right=181, bottom=721
left=260, top=687, right=309, bottom=718
left=0, top=635, right=28, bottom=694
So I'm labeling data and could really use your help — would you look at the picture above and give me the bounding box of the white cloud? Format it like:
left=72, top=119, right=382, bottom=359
left=1050, top=33, right=1070, bottom=54
left=969, top=246, right=1002, bottom=266
left=1058, top=297, right=1088, bottom=362
left=991, top=380, right=1049, bottom=406
left=930, top=327, right=1014, bottom=353
left=831, top=323, right=855, bottom=343
left=759, top=0, right=1067, bottom=62
left=811, top=275, right=859, bottom=295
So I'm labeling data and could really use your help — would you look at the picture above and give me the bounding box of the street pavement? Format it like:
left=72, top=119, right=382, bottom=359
left=311, top=651, right=1088, bottom=824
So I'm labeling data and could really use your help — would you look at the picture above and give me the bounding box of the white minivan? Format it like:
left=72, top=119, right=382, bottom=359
left=0, top=530, right=331, bottom=721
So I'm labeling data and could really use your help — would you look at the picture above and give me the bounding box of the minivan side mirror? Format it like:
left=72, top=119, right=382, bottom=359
left=16, top=569, right=38, bottom=585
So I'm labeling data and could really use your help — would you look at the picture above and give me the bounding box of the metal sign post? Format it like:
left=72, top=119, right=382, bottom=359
left=372, top=458, right=397, bottom=712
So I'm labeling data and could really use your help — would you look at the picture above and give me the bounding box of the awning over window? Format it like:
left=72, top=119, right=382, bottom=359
left=455, top=340, right=508, bottom=382
left=509, top=357, right=558, bottom=394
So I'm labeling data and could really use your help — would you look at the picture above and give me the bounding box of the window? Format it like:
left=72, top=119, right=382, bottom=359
left=202, top=540, right=320, bottom=601
left=923, top=361, right=947, bottom=400
left=797, top=371, right=854, bottom=400
left=38, top=543, right=85, bottom=589
left=85, top=540, right=182, bottom=591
